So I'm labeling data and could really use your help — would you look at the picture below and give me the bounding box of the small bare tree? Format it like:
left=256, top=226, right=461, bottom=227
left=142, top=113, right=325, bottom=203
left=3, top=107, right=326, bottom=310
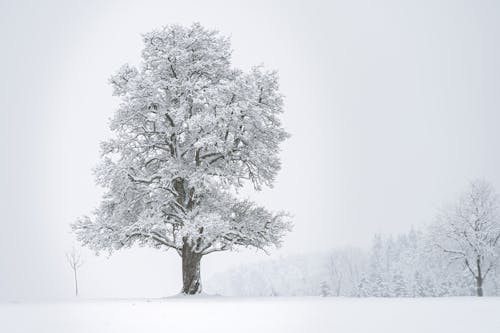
left=66, top=247, right=84, bottom=297
left=431, top=180, right=500, bottom=296
left=328, top=254, right=343, bottom=296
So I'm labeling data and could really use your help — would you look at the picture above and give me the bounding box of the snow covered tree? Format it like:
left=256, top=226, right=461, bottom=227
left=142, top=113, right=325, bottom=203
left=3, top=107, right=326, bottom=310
left=430, top=180, right=500, bottom=296
left=327, top=254, right=343, bottom=296
left=391, top=270, right=407, bottom=297
left=356, top=275, right=370, bottom=297
left=411, top=271, right=426, bottom=297
left=320, top=281, right=331, bottom=297
left=72, top=23, right=291, bottom=295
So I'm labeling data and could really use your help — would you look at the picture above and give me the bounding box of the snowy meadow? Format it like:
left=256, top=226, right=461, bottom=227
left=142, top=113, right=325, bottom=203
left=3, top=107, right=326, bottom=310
left=2, top=297, right=499, bottom=333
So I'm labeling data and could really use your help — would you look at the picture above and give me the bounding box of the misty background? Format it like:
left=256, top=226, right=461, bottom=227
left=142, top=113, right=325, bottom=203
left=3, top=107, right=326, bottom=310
left=1, top=0, right=500, bottom=299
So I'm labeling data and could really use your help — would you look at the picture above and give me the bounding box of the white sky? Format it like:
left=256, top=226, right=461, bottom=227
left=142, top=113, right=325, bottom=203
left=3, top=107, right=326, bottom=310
left=1, top=0, right=500, bottom=299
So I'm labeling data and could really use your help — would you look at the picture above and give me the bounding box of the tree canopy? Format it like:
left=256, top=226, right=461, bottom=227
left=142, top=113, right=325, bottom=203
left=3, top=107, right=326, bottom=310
left=73, top=23, right=291, bottom=263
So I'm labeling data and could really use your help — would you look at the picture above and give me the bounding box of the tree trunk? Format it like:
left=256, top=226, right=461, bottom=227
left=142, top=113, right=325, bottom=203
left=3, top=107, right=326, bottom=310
left=181, top=245, right=202, bottom=295
left=476, top=277, right=483, bottom=297
left=476, top=257, right=484, bottom=297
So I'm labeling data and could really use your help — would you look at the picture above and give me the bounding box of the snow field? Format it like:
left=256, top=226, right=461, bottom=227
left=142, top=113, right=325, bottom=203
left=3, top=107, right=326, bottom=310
left=1, top=297, right=499, bottom=333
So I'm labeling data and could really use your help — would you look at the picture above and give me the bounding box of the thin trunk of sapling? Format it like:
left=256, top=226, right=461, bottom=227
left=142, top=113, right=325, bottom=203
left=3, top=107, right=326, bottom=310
left=74, top=268, right=79, bottom=297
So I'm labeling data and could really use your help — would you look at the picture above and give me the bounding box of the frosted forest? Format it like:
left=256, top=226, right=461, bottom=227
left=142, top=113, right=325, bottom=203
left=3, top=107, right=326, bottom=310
left=208, top=182, right=500, bottom=298
left=208, top=224, right=500, bottom=298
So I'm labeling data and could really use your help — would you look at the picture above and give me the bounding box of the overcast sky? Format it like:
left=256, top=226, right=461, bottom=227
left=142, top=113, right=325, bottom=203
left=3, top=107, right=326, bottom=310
left=1, top=0, right=500, bottom=299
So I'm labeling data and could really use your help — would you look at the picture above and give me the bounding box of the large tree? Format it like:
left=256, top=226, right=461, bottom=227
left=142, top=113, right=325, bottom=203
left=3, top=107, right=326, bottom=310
left=430, top=180, right=500, bottom=296
left=73, top=23, right=291, bottom=295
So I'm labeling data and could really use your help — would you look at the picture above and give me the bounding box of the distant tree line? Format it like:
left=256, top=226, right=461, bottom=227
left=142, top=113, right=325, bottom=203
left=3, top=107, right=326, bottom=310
left=206, top=180, right=500, bottom=297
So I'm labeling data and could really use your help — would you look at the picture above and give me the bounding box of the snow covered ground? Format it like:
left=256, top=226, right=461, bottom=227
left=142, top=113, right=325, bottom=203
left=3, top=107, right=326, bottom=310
left=1, top=297, right=499, bottom=333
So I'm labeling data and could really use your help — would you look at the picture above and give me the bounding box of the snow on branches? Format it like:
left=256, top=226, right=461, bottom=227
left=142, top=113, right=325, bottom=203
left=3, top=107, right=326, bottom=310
left=430, top=180, right=500, bottom=296
left=73, top=23, right=291, bottom=261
